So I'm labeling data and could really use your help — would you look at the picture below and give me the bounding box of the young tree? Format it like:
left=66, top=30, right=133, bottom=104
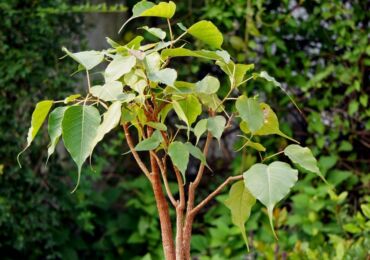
left=19, top=1, right=325, bottom=259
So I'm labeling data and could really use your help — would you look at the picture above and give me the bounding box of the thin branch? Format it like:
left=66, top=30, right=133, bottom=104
left=122, top=124, right=152, bottom=180
left=151, top=151, right=177, bottom=207
left=191, top=175, right=243, bottom=215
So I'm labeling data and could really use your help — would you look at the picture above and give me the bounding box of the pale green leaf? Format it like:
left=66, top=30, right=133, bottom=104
left=197, top=93, right=223, bottom=112
left=187, top=20, right=223, bottom=49
left=243, top=161, right=298, bottom=238
left=91, top=101, right=122, bottom=153
left=224, top=181, right=256, bottom=251
left=18, top=100, right=53, bottom=166
left=62, top=106, right=101, bottom=192
left=90, top=81, right=123, bottom=102
left=259, top=71, right=281, bottom=87
left=62, top=47, right=103, bottom=70
left=195, top=75, right=220, bottom=94
left=135, top=130, right=163, bottom=151
left=105, top=55, right=136, bottom=82
left=207, top=115, right=226, bottom=142
left=141, top=26, right=166, bottom=40
left=236, top=96, right=264, bottom=133
left=168, top=141, right=189, bottom=181
left=193, top=119, right=207, bottom=144
left=47, top=106, right=68, bottom=162
left=144, top=52, right=161, bottom=73
left=284, top=144, right=327, bottom=183
left=148, top=68, right=177, bottom=87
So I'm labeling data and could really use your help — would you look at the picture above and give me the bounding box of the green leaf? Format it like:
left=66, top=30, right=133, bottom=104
left=193, top=119, right=207, bottom=144
left=64, top=94, right=81, bottom=104
left=217, top=61, right=254, bottom=87
left=18, top=100, right=53, bottom=166
left=168, top=141, right=189, bottom=181
left=207, top=116, right=226, bottom=142
left=90, top=81, right=124, bottom=102
left=243, top=161, right=298, bottom=238
left=239, top=103, right=297, bottom=142
left=146, top=121, right=167, bottom=131
left=239, top=138, right=266, bottom=152
left=141, top=26, right=166, bottom=40
left=361, top=204, right=370, bottom=219
left=119, top=1, right=176, bottom=33
left=135, top=130, right=163, bottom=151
left=144, top=52, right=161, bottom=73
left=161, top=48, right=227, bottom=62
left=91, top=101, right=122, bottom=153
left=47, top=106, right=68, bottom=162
left=139, top=1, right=176, bottom=18
left=173, top=95, right=202, bottom=127
left=236, top=96, right=264, bottom=133
left=195, top=75, right=220, bottom=94
left=185, top=142, right=208, bottom=166
left=224, top=181, right=256, bottom=251
left=105, top=55, right=136, bottom=82
left=187, top=20, right=223, bottom=49
left=148, top=68, right=177, bottom=87
left=62, top=47, right=103, bottom=70
left=284, top=144, right=327, bottom=183
left=197, top=93, right=223, bottom=112
left=62, top=106, right=101, bottom=193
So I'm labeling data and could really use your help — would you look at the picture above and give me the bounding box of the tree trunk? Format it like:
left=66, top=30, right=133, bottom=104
left=150, top=153, right=176, bottom=260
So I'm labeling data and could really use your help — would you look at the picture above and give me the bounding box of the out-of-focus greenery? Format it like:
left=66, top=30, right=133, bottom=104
left=0, top=0, right=369, bottom=259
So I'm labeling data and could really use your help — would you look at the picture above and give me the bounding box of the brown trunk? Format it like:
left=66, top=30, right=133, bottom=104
left=150, top=153, right=176, bottom=260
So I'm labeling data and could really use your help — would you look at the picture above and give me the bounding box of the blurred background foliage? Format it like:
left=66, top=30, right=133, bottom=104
left=0, top=0, right=369, bottom=259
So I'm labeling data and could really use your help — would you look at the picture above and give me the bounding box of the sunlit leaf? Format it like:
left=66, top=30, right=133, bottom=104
left=62, top=47, right=104, bottom=70
left=64, top=94, right=81, bottom=104
left=195, top=75, right=220, bottom=94
left=173, top=95, right=202, bottom=128
left=91, top=101, right=122, bottom=153
left=62, top=106, right=101, bottom=192
left=187, top=20, right=223, bottom=49
left=141, top=26, right=166, bottom=40
left=148, top=68, right=177, bottom=87
left=243, top=161, right=298, bottom=238
left=284, top=144, right=327, bottom=183
left=18, top=100, right=53, bottom=166
left=90, top=81, right=124, bottom=102
left=105, top=55, right=136, bottom=82
left=236, top=96, right=264, bottom=133
left=225, top=181, right=256, bottom=251
left=217, top=61, right=254, bottom=87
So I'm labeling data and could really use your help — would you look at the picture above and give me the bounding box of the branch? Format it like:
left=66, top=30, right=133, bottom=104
left=151, top=151, right=177, bottom=207
left=122, top=124, right=152, bottom=180
left=191, top=175, right=243, bottom=215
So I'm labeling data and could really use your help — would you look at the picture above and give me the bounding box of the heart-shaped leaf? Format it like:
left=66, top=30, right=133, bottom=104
left=62, top=47, right=103, bottom=70
left=195, top=75, right=220, bottom=94
left=90, top=81, right=124, bottom=102
left=105, top=55, right=136, bottom=82
left=135, top=129, right=163, bottom=151
left=207, top=116, right=226, bottom=142
left=62, top=106, right=101, bottom=192
left=243, top=161, right=298, bottom=238
left=47, top=106, right=68, bottom=162
left=168, top=141, right=189, bottom=181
